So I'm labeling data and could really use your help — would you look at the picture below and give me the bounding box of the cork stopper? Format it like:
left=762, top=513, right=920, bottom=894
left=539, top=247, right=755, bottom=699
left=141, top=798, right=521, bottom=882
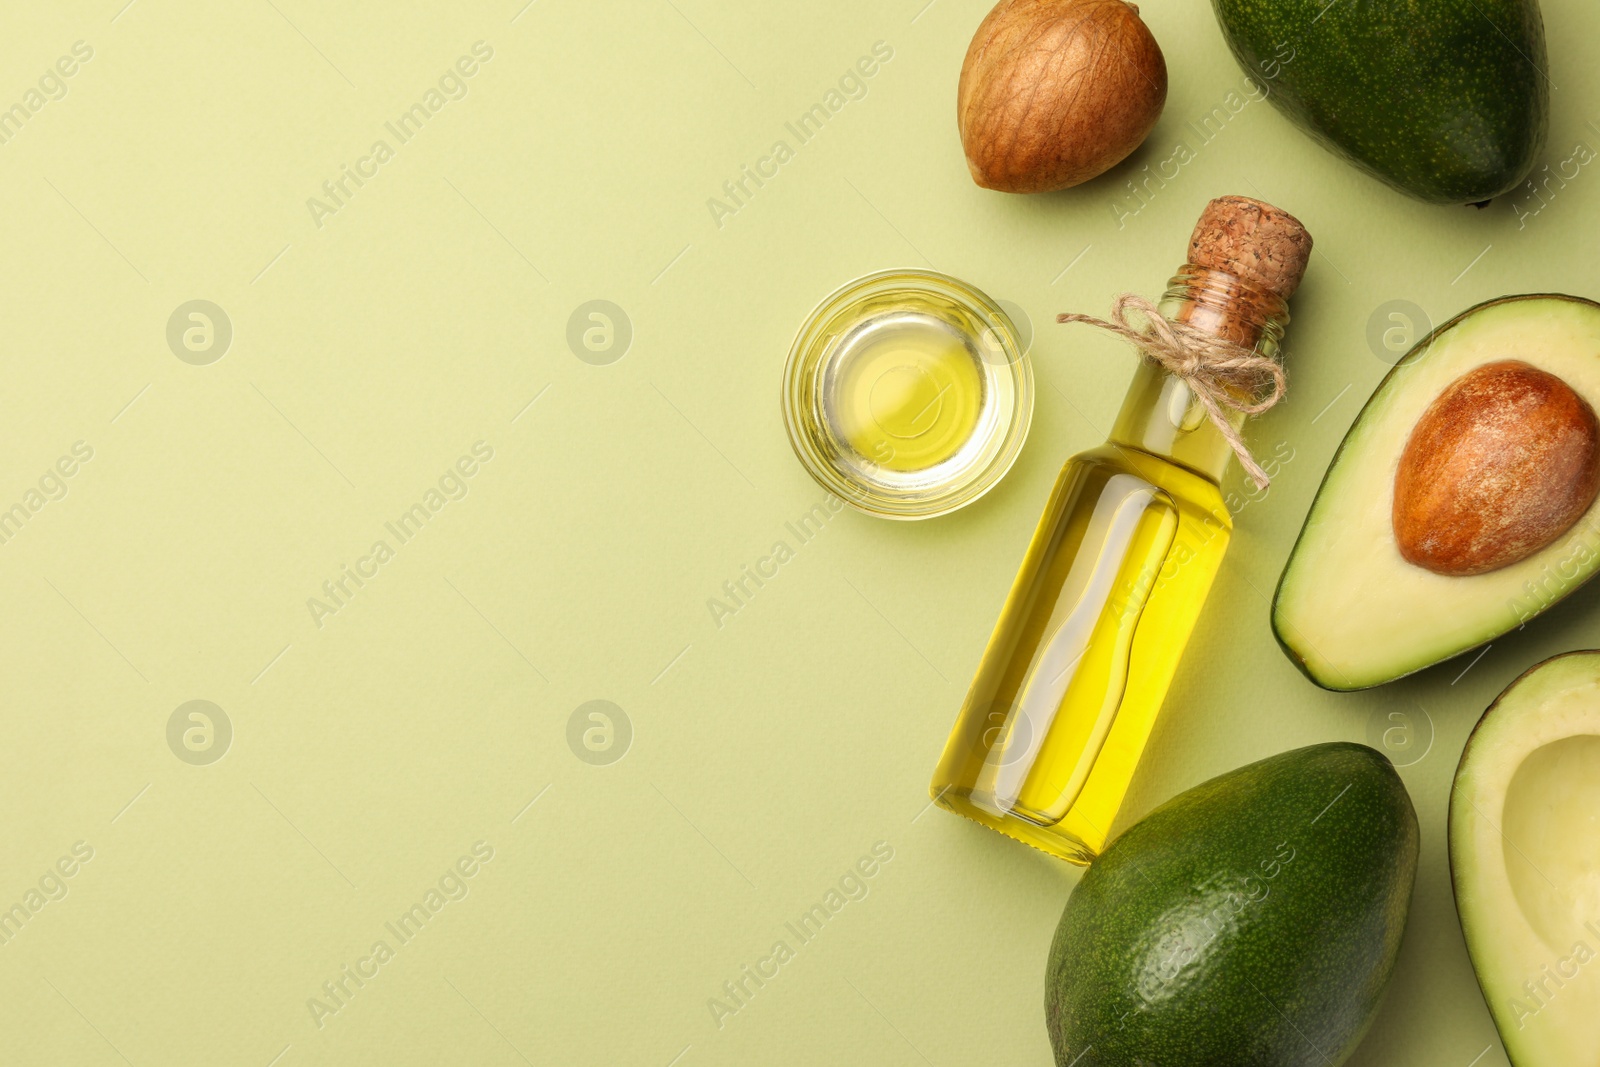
left=1187, top=196, right=1313, bottom=300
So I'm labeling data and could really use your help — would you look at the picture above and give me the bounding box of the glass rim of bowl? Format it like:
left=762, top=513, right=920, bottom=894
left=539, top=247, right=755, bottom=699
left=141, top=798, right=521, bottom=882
left=781, top=268, right=1034, bottom=520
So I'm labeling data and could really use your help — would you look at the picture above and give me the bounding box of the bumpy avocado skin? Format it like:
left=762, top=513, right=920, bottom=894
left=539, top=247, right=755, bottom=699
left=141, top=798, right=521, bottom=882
left=1045, top=743, right=1418, bottom=1067
left=1212, top=0, right=1548, bottom=203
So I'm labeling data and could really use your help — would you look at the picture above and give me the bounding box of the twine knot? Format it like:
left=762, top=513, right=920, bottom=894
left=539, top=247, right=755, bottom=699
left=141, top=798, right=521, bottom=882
left=1057, top=293, right=1287, bottom=489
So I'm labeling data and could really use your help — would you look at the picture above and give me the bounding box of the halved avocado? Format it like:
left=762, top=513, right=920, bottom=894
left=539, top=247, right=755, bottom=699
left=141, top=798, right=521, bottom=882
left=1450, top=650, right=1600, bottom=1067
left=1273, top=294, right=1600, bottom=690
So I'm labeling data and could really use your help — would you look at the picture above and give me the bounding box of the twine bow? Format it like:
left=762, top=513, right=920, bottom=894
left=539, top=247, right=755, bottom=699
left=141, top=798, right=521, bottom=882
left=1057, top=293, right=1287, bottom=490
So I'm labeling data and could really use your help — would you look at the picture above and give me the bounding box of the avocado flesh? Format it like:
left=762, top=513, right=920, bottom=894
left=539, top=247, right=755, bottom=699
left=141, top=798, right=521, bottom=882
left=1273, top=295, right=1600, bottom=691
left=1046, top=743, right=1418, bottom=1067
left=1451, top=651, right=1600, bottom=1067
left=1211, top=0, right=1548, bottom=203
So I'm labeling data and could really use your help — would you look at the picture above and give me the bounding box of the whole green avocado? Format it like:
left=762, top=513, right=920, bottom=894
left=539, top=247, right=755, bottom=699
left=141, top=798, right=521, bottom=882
left=1212, top=0, right=1549, bottom=203
left=1045, top=743, right=1418, bottom=1067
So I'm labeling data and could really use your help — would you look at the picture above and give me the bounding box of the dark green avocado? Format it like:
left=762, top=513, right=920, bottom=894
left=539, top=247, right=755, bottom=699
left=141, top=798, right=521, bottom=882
left=1212, top=0, right=1549, bottom=203
left=1045, top=743, right=1418, bottom=1067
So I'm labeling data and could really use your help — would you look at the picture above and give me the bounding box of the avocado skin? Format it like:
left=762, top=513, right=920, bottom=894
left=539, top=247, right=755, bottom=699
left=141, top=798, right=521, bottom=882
left=1212, top=0, right=1548, bottom=204
left=1045, top=743, right=1418, bottom=1067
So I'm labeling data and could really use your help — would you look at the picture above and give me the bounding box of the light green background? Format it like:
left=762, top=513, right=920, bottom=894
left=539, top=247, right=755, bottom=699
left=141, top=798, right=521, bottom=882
left=0, top=0, right=1594, bottom=1064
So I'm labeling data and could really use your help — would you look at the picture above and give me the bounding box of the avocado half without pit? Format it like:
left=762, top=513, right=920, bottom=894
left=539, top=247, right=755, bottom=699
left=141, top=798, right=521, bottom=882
left=1451, top=651, right=1600, bottom=1067
left=1273, top=294, right=1600, bottom=690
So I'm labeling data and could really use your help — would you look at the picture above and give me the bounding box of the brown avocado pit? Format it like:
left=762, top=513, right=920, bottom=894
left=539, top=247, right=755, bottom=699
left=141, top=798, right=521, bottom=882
left=1393, top=359, right=1600, bottom=577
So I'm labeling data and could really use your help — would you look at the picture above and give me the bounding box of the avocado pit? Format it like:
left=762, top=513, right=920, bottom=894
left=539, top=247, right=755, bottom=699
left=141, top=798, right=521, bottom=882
left=1392, top=359, right=1600, bottom=576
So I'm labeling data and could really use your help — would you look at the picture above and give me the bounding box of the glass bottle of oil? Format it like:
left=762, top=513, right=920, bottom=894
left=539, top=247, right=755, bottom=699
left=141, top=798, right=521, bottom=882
left=930, top=196, right=1312, bottom=864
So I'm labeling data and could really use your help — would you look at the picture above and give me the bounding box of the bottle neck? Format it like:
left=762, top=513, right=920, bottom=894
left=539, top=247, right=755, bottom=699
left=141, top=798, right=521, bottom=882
left=1106, top=266, right=1290, bottom=484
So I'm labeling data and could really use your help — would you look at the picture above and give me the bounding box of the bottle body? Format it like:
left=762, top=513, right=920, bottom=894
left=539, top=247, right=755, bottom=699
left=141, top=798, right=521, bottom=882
left=929, top=270, right=1287, bottom=863
left=929, top=438, right=1230, bottom=861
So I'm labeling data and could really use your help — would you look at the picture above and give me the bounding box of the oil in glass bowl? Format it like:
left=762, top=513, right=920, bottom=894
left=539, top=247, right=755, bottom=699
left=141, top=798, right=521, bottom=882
left=782, top=270, right=1033, bottom=519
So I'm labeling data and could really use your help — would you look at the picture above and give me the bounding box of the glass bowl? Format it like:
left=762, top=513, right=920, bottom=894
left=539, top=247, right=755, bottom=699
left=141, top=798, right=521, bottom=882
left=781, top=269, right=1034, bottom=520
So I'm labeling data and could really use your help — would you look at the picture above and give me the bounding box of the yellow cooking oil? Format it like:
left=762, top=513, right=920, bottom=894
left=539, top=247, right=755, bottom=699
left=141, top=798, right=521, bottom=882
left=927, top=198, right=1307, bottom=862
left=821, top=309, right=986, bottom=472
left=930, top=361, right=1238, bottom=864
left=783, top=269, right=1033, bottom=520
